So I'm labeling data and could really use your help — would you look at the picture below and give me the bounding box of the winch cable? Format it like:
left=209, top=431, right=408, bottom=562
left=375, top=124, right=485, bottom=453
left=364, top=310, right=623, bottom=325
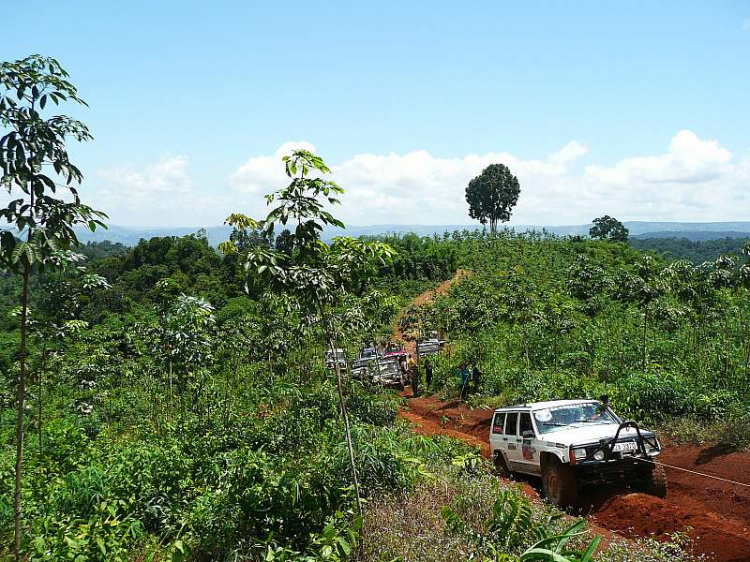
left=635, top=457, right=750, bottom=489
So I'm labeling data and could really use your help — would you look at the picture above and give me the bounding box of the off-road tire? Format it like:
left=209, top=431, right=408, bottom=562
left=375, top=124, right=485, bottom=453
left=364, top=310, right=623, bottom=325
left=541, top=456, right=579, bottom=508
left=493, top=451, right=511, bottom=478
left=644, top=463, right=668, bottom=498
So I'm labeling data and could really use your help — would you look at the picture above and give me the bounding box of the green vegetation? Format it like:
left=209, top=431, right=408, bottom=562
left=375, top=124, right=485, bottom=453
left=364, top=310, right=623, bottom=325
left=0, top=54, right=715, bottom=561
left=409, top=232, right=750, bottom=449
left=631, top=236, right=750, bottom=264
left=0, top=222, right=721, bottom=560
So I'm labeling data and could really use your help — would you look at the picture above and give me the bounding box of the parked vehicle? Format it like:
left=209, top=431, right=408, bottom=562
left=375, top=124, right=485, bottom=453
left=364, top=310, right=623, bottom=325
left=358, top=347, right=381, bottom=361
left=416, top=337, right=444, bottom=357
left=351, top=347, right=383, bottom=381
left=325, top=348, right=347, bottom=370
left=351, top=359, right=371, bottom=381
left=383, top=342, right=408, bottom=362
left=489, top=399, right=666, bottom=507
left=372, top=357, right=406, bottom=390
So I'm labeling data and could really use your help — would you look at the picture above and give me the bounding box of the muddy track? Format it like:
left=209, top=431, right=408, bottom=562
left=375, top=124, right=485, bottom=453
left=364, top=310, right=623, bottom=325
left=396, top=273, right=750, bottom=562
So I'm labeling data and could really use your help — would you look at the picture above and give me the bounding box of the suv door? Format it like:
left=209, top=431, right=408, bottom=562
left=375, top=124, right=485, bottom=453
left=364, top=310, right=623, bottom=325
left=516, top=412, right=541, bottom=475
left=489, top=412, right=506, bottom=456
left=504, top=412, right=521, bottom=469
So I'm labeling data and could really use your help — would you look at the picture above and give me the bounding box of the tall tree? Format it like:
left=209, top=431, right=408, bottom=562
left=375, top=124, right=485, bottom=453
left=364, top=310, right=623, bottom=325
left=589, top=215, right=629, bottom=242
left=220, top=149, right=394, bottom=525
left=465, top=163, right=520, bottom=235
left=0, top=55, right=105, bottom=559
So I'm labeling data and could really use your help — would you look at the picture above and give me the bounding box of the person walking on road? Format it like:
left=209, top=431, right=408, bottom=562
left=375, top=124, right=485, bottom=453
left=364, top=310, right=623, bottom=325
left=423, top=358, right=433, bottom=389
left=457, top=362, right=470, bottom=400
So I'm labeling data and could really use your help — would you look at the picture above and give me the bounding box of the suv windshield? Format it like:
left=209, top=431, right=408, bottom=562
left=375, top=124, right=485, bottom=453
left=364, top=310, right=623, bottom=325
left=533, top=403, right=618, bottom=434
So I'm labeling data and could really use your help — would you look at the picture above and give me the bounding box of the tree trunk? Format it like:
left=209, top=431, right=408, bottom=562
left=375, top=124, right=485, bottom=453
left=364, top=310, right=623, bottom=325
left=267, top=348, right=274, bottom=386
left=15, top=265, right=30, bottom=560
left=642, top=306, right=648, bottom=372
left=327, top=337, right=363, bottom=519
left=37, top=358, right=43, bottom=456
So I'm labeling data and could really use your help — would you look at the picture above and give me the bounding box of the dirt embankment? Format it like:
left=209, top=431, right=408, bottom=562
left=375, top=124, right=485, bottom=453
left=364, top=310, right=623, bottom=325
left=395, top=274, right=750, bottom=562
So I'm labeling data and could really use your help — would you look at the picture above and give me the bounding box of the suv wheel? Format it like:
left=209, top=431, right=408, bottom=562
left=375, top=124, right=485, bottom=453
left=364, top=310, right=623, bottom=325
left=541, top=456, right=579, bottom=508
left=644, top=463, right=668, bottom=498
left=493, top=451, right=511, bottom=478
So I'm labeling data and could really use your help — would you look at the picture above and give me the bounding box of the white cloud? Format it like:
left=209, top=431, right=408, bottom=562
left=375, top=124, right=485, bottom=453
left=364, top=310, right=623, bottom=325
left=229, top=141, right=316, bottom=195
left=91, top=155, right=227, bottom=227
left=585, top=130, right=731, bottom=185
left=86, top=130, right=750, bottom=228
left=550, top=141, right=588, bottom=165
left=228, top=132, right=750, bottom=226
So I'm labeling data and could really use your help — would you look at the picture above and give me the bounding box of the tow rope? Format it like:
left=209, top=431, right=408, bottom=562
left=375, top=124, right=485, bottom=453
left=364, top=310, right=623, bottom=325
left=635, top=457, right=750, bottom=489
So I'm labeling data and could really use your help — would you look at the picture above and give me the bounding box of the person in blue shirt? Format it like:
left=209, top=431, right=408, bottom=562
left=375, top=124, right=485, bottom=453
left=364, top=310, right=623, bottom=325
left=457, top=362, right=471, bottom=400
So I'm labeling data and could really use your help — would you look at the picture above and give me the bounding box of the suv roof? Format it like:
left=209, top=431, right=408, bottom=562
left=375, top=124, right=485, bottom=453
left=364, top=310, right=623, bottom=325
left=494, top=399, right=599, bottom=413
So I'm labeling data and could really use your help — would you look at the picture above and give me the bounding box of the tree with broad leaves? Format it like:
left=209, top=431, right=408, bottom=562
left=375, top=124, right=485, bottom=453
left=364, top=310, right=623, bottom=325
left=275, top=228, right=295, bottom=255
left=465, top=163, right=520, bottom=235
left=30, top=249, right=109, bottom=457
left=157, top=291, right=216, bottom=414
left=0, top=55, right=106, bottom=559
left=220, top=149, right=395, bottom=525
left=589, top=215, right=629, bottom=242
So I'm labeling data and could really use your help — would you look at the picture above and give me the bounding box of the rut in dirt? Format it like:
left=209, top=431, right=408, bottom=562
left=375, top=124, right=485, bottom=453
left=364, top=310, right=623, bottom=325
left=395, top=273, right=750, bottom=562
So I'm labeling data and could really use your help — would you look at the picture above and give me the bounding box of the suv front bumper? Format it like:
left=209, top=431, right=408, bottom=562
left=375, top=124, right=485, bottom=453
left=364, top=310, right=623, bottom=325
left=573, top=454, right=659, bottom=486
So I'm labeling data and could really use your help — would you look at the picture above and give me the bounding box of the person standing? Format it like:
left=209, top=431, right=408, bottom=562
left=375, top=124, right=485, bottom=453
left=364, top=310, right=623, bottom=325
left=409, top=356, right=419, bottom=397
left=471, top=361, right=482, bottom=394
left=399, top=356, right=409, bottom=390
left=457, top=362, right=470, bottom=400
left=424, top=358, right=433, bottom=389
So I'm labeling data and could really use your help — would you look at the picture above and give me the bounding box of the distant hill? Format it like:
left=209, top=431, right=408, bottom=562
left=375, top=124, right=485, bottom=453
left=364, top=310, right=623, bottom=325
left=630, top=236, right=750, bottom=264
left=631, top=230, right=750, bottom=241
left=73, top=224, right=478, bottom=247
left=73, top=221, right=750, bottom=248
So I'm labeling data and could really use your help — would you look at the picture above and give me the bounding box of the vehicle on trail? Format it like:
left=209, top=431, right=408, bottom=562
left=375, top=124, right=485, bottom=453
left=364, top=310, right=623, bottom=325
left=325, top=348, right=347, bottom=370
left=351, top=359, right=371, bottom=381
left=489, top=399, right=666, bottom=508
left=351, top=347, right=384, bottom=381
left=416, top=336, right=445, bottom=357
left=371, top=357, right=407, bottom=390
left=383, top=342, right=408, bottom=362
left=358, top=346, right=381, bottom=362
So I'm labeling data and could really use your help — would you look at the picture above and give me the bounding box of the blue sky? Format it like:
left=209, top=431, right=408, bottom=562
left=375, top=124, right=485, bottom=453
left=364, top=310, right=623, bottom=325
left=4, top=1, right=750, bottom=227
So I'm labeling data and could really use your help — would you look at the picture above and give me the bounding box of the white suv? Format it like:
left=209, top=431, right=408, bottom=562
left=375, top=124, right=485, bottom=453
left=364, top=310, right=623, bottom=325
left=489, top=399, right=666, bottom=507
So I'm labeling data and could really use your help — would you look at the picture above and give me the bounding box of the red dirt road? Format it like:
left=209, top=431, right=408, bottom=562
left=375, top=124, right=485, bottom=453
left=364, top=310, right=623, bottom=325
left=396, top=273, right=750, bottom=562
left=399, top=394, right=750, bottom=562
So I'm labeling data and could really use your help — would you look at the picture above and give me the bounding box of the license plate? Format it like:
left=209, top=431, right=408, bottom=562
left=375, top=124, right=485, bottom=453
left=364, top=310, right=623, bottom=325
left=614, top=441, right=638, bottom=452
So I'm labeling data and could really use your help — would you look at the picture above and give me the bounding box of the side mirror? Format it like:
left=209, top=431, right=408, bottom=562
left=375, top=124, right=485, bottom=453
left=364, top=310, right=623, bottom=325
left=522, top=430, right=535, bottom=439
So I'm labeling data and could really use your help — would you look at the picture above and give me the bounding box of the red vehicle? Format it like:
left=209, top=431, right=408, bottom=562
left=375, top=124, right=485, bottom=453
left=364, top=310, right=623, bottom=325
left=383, top=342, right=408, bottom=362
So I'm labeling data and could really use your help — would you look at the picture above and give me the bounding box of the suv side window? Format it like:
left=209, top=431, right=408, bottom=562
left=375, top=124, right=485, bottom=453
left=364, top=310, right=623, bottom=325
left=519, top=413, right=534, bottom=437
left=505, top=412, right=518, bottom=436
left=492, top=413, right=505, bottom=434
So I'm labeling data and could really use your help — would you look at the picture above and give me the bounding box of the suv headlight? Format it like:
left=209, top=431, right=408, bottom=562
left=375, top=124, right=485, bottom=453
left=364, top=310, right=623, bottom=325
left=573, top=448, right=587, bottom=460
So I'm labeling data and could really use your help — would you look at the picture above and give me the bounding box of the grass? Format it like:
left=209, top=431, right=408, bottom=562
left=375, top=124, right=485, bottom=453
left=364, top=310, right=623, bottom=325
left=358, top=464, right=703, bottom=562
left=661, top=416, right=750, bottom=452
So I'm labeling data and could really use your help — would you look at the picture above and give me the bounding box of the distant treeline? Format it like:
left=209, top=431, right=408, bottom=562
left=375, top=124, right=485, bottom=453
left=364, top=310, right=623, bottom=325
left=630, top=236, right=750, bottom=264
